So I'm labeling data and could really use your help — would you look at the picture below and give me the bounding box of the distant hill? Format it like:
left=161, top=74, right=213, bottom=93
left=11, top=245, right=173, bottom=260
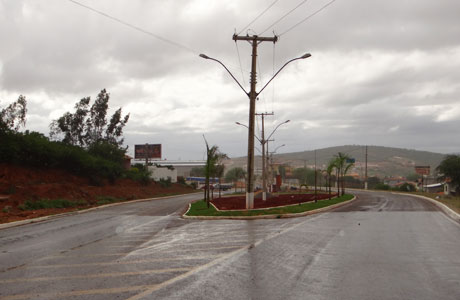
left=225, top=145, right=446, bottom=178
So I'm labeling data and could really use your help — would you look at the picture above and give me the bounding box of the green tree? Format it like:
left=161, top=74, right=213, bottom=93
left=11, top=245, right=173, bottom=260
left=437, top=154, right=460, bottom=194
left=225, top=167, right=246, bottom=192
left=0, top=95, right=27, bottom=133
left=292, top=167, right=315, bottom=185
left=50, top=89, right=129, bottom=148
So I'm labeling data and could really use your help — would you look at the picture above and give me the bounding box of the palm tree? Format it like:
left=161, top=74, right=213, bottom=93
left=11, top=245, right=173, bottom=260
left=326, top=159, right=337, bottom=199
left=333, top=152, right=355, bottom=196
left=203, top=135, right=227, bottom=207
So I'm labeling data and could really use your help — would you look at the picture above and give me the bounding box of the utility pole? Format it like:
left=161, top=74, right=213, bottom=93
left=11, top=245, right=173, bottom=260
left=314, top=149, right=317, bottom=202
left=256, top=112, right=274, bottom=201
left=233, top=34, right=278, bottom=209
left=200, top=37, right=310, bottom=209
left=364, top=145, right=368, bottom=190
left=265, top=138, right=274, bottom=192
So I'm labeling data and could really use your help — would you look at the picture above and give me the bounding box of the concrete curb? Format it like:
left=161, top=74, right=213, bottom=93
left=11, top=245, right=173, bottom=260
left=182, top=195, right=356, bottom=220
left=0, top=192, right=202, bottom=230
left=391, top=192, right=460, bottom=223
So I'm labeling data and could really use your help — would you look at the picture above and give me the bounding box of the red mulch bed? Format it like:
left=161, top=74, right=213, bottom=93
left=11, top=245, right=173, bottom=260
left=211, top=192, right=337, bottom=210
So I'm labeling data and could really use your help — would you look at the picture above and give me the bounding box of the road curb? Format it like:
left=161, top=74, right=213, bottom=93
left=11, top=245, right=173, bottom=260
left=392, top=192, right=460, bottom=223
left=0, top=192, right=201, bottom=230
left=182, top=195, right=356, bottom=220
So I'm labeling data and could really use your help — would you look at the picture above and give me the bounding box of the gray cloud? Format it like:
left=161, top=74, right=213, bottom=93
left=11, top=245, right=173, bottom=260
left=1, top=0, right=459, bottom=160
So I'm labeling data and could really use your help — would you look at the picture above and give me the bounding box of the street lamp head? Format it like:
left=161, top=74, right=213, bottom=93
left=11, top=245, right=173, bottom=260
left=235, top=122, right=241, bottom=125
left=199, top=53, right=210, bottom=59
left=285, top=120, right=291, bottom=124
left=300, top=53, right=311, bottom=59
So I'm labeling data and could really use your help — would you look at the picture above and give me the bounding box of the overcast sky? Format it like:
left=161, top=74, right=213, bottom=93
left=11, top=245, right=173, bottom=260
left=1, top=0, right=459, bottom=160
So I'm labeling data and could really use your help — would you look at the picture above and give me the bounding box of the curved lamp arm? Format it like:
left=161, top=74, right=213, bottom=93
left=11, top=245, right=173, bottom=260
left=199, top=54, right=249, bottom=97
left=257, top=53, right=311, bottom=96
left=266, top=120, right=290, bottom=141
left=235, top=122, right=262, bottom=144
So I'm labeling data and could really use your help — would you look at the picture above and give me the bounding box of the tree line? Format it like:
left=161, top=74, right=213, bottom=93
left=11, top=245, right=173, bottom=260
left=0, top=90, right=150, bottom=185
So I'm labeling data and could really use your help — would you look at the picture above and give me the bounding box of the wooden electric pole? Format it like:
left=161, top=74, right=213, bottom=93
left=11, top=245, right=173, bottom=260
left=365, top=145, right=368, bottom=190
left=233, top=34, right=278, bottom=209
left=256, top=112, right=274, bottom=201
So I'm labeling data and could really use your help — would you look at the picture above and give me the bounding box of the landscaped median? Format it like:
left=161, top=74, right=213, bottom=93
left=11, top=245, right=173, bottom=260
left=183, top=194, right=355, bottom=219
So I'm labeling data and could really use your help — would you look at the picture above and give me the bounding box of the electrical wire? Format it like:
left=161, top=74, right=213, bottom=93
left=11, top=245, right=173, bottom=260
left=260, top=0, right=309, bottom=35
left=67, top=0, right=198, bottom=54
left=237, top=0, right=280, bottom=35
left=257, top=59, right=268, bottom=113
left=234, top=42, right=246, bottom=85
left=279, top=0, right=338, bottom=36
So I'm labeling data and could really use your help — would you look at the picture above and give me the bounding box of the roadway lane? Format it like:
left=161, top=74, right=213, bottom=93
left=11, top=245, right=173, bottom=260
left=0, top=191, right=459, bottom=299
left=147, top=191, right=460, bottom=300
left=0, top=193, right=202, bottom=272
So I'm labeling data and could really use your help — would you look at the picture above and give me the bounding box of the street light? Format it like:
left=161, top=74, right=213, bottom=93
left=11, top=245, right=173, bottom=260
left=200, top=52, right=311, bottom=209
left=235, top=122, right=262, bottom=144
left=268, top=144, right=286, bottom=192
left=262, top=120, right=290, bottom=200
left=238, top=120, right=289, bottom=200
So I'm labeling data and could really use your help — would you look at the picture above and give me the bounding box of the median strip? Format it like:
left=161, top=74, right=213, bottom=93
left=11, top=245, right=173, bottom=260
left=183, top=194, right=355, bottom=219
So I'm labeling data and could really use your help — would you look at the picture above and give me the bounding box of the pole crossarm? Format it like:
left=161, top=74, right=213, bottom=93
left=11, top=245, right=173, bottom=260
left=232, top=34, right=278, bottom=43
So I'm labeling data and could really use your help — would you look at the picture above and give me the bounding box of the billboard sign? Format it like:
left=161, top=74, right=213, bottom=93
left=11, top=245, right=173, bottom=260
left=135, top=144, right=161, bottom=159
left=415, top=166, right=430, bottom=175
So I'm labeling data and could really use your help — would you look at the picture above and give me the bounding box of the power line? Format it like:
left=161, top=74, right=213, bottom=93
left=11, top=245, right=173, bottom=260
left=237, top=0, right=280, bottom=35
left=279, top=0, right=338, bottom=36
left=67, top=0, right=198, bottom=54
left=234, top=41, right=246, bottom=84
left=260, top=0, right=309, bottom=35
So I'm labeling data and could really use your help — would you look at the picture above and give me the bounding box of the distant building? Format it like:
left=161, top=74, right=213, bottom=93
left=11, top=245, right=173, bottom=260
left=147, top=165, right=177, bottom=183
left=383, top=177, right=407, bottom=187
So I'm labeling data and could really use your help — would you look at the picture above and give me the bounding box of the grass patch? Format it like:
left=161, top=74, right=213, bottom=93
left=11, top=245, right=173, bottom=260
left=414, top=192, right=460, bottom=214
left=19, top=198, right=87, bottom=210
left=96, top=196, right=125, bottom=205
left=186, top=194, right=354, bottom=217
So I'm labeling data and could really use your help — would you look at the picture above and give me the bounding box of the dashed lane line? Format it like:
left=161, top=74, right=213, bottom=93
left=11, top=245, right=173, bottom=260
left=0, top=267, right=192, bottom=284
left=42, top=245, right=244, bottom=259
left=31, top=254, right=221, bottom=267
left=108, top=239, right=253, bottom=247
left=0, top=284, right=155, bottom=300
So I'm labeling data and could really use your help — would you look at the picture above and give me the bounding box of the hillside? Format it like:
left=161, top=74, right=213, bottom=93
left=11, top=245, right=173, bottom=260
left=225, top=145, right=446, bottom=178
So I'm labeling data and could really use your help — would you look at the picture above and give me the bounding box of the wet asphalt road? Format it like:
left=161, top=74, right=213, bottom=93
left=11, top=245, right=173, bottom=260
left=0, top=191, right=459, bottom=300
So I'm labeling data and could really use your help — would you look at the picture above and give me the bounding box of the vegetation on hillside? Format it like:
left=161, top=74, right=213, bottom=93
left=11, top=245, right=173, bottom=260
left=437, top=154, right=460, bottom=194
left=0, top=91, right=148, bottom=185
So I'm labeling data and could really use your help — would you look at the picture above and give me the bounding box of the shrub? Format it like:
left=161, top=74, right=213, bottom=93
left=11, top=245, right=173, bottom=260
left=159, top=177, right=172, bottom=188
left=177, top=176, right=186, bottom=185
left=20, top=198, right=87, bottom=210
left=124, top=166, right=152, bottom=185
left=399, top=182, right=416, bottom=192
left=375, top=183, right=390, bottom=190
left=96, top=196, right=124, bottom=205
left=0, top=130, right=125, bottom=184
